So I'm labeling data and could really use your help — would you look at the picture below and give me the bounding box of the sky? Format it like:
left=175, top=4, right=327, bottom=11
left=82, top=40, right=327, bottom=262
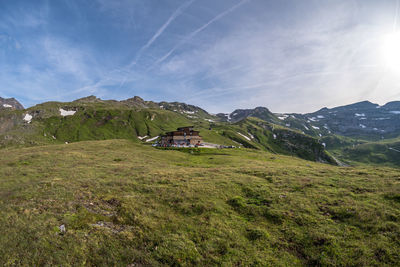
left=1, top=0, right=400, bottom=113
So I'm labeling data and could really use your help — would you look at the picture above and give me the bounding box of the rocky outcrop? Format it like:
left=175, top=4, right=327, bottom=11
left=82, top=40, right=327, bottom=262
left=73, top=95, right=102, bottom=103
left=217, top=107, right=279, bottom=123
left=120, top=96, right=159, bottom=109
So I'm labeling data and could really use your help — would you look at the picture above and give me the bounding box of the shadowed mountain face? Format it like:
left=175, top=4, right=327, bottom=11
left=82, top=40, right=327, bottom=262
left=275, top=101, right=400, bottom=140
left=0, top=97, right=24, bottom=110
left=216, top=100, right=400, bottom=140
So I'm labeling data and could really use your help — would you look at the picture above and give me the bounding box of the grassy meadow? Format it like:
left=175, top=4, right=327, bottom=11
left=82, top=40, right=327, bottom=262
left=0, top=140, right=399, bottom=266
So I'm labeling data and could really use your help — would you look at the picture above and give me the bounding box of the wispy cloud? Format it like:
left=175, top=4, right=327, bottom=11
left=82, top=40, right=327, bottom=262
left=1, top=0, right=399, bottom=112
left=130, top=0, right=196, bottom=67
left=150, top=0, right=251, bottom=69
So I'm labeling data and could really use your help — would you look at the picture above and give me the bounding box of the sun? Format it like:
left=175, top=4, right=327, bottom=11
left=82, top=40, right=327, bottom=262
left=382, top=32, right=400, bottom=71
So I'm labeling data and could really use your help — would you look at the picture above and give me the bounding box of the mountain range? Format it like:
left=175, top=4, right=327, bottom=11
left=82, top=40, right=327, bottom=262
left=1, top=95, right=399, bottom=167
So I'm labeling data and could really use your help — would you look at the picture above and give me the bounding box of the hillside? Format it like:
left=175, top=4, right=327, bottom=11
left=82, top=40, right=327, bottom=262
left=1, top=95, right=400, bottom=166
left=0, top=96, right=335, bottom=164
left=332, top=137, right=400, bottom=167
left=0, top=140, right=399, bottom=266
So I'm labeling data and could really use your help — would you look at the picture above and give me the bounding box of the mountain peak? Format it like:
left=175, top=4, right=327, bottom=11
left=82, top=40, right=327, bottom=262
left=120, top=96, right=151, bottom=108
left=382, top=101, right=400, bottom=110
left=0, top=97, right=24, bottom=110
left=74, top=95, right=102, bottom=103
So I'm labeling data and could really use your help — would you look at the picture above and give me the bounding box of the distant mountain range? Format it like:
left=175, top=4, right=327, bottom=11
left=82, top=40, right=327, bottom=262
left=218, top=100, right=400, bottom=141
left=0, top=95, right=399, bottom=166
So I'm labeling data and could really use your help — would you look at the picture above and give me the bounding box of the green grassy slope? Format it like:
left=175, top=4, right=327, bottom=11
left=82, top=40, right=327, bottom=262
left=334, top=138, right=400, bottom=167
left=0, top=100, right=337, bottom=164
left=0, top=140, right=399, bottom=266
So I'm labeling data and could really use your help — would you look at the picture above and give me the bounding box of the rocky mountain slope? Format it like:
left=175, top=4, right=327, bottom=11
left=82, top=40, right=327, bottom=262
left=217, top=107, right=280, bottom=124
left=219, top=101, right=400, bottom=141
left=279, top=101, right=400, bottom=140
left=0, top=97, right=24, bottom=110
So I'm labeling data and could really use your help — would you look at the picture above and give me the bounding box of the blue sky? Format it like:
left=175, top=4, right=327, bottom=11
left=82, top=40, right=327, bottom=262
left=1, top=0, right=400, bottom=113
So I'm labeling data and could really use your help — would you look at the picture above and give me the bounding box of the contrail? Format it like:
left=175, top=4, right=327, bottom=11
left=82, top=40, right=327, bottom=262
left=393, top=0, right=399, bottom=32
left=129, top=0, right=196, bottom=68
left=150, top=0, right=251, bottom=69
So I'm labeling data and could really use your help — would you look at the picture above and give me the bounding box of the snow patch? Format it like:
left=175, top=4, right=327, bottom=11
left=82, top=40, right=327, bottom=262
left=322, top=143, right=326, bottom=148
left=389, top=147, right=400, bottom=153
left=60, top=109, right=76, bottom=116
left=146, top=136, right=159, bottom=142
left=317, top=115, right=325, bottom=119
left=204, top=119, right=215, bottom=122
left=303, top=125, right=309, bottom=130
left=359, top=124, right=366, bottom=129
left=278, top=115, right=288, bottom=120
left=390, top=111, right=400, bottom=114
left=308, top=117, right=319, bottom=122
left=138, top=136, right=148, bottom=140
left=183, top=110, right=195, bottom=114
left=2, top=104, right=12, bottom=108
left=237, top=132, right=251, bottom=141
left=273, top=134, right=277, bottom=140
left=23, top=114, right=32, bottom=123
left=312, top=126, right=320, bottom=130
left=354, top=113, right=365, bottom=117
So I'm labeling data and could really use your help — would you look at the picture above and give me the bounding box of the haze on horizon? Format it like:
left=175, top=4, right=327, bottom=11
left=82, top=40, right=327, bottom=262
left=1, top=0, right=400, bottom=114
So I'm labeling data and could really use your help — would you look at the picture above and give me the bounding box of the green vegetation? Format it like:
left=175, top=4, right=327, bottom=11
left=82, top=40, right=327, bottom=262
left=0, top=140, right=399, bottom=266
left=334, top=138, right=400, bottom=167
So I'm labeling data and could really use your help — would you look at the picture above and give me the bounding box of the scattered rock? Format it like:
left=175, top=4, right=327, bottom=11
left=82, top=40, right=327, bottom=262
left=59, top=224, right=66, bottom=234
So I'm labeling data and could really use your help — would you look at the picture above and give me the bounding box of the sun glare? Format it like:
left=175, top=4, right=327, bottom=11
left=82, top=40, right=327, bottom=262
left=382, top=32, right=400, bottom=72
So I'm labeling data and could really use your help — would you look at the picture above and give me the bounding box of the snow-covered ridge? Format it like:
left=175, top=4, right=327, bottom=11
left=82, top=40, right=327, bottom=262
left=60, top=108, right=76, bottom=117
